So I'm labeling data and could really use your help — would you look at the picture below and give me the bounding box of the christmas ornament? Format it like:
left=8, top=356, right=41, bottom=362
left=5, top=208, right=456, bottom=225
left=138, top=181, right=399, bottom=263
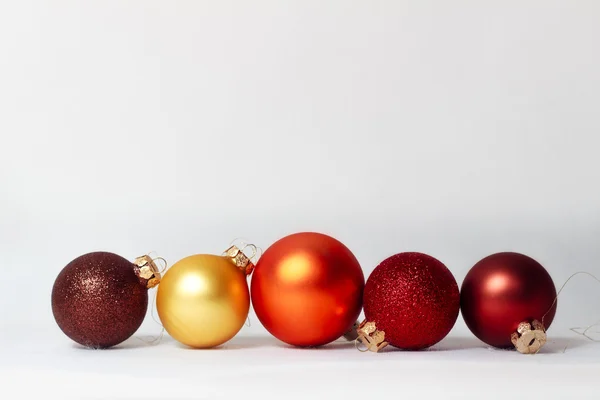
left=156, top=245, right=254, bottom=348
left=461, top=252, right=557, bottom=353
left=251, top=232, right=364, bottom=347
left=358, top=252, right=460, bottom=352
left=52, top=251, right=162, bottom=349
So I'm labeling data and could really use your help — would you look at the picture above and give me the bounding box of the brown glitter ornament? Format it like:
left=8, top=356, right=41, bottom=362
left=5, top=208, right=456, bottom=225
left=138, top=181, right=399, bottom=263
left=51, top=252, right=162, bottom=349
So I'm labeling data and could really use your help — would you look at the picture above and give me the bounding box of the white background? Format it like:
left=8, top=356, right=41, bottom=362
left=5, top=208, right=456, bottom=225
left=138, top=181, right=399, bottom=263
left=1, top=1, right=600, bottom=399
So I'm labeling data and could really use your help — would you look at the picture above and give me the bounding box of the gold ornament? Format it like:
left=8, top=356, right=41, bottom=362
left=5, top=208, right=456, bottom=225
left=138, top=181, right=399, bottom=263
left=156, top=247, right=253, bottom=348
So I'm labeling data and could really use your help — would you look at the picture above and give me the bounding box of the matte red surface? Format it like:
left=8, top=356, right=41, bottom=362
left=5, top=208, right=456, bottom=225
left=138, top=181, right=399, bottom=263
left=363, top=252, right=460, bottom=350
left=460, top=252, right=557, bottom=348
left=52, top=252, right=148, bottom=348
left=251, top=232, right=364, bottom=347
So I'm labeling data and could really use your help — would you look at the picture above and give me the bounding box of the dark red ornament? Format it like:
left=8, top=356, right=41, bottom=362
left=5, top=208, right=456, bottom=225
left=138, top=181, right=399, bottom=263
left=460, top=252, right=557, bottom=348
left=363, top=252, right=460, bottom=350
left=52, top=252, right=159, bottom=349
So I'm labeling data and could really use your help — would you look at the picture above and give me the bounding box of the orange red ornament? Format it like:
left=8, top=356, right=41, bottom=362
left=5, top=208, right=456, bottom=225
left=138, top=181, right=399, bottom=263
left=251, top=232, right=364, bottom=347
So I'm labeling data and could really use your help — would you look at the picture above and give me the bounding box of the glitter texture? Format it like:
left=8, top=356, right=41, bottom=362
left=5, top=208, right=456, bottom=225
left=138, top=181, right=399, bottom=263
left=51, top=252, right=148, bottom=348
left=363, top=252, right=460, bottom=350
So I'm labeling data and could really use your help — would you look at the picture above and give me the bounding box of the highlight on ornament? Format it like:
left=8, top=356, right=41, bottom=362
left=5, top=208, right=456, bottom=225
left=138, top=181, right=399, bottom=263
left=251, top=232, right=365, bottom=347
left=156, top=243, right=258, bottom=349
left=460, top=252, right=557, bottom=354
left=51, top=251, right=165, bottom=349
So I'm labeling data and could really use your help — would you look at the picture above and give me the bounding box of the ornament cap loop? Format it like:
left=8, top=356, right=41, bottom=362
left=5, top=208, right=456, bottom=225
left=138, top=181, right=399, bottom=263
left=511, top=320, right=547, bottom=354
left=224, top=245, right=255, bottom=275
left=356, top=320, right=389, bottom=353
left=133, top=255, right=162, bottom=289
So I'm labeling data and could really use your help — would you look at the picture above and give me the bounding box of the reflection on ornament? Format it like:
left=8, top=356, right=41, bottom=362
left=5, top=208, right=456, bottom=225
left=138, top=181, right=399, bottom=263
left=461, top=252, right=557, bottom=352
left=251, top=232, right=364, bottom=347
left=157, top=245, right=254, bottom=348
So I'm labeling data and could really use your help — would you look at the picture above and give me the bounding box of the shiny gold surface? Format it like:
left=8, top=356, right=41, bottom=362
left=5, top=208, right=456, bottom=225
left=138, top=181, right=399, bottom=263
left=223, top=245, right=255, bottom=275
left=133, top=255, right=162, bottom=289
left=356, top=320, right=389, bottom=353
left=156, top=254, right=250, bottom=348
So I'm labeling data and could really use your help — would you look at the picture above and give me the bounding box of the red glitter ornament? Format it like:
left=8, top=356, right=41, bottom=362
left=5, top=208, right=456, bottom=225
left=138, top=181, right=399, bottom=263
left=362, top=252, right=460, bottom=350
left=52, top=252, right=161, bottom=349
left=461, top=252, right=557, bottom=349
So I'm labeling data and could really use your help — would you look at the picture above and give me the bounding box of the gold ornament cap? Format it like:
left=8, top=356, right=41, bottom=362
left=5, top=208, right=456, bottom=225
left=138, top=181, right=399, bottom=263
left=133, top=255, right=162, bottom=289
left=224, top=245, right=255, bottom=275
left=356, top=320, right=389, bottom=353
left=511, top=320, right=547, bottom=354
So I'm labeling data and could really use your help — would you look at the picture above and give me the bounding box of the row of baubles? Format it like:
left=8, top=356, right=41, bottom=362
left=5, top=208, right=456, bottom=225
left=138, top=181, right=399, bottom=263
left=52, top=232, right=557, bottom=354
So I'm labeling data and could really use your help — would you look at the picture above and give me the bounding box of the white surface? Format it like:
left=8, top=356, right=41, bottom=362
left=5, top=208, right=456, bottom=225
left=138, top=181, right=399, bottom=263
left=3, top=328, right=600, bottom=399
left=1, top=1, right=600, bottom=399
